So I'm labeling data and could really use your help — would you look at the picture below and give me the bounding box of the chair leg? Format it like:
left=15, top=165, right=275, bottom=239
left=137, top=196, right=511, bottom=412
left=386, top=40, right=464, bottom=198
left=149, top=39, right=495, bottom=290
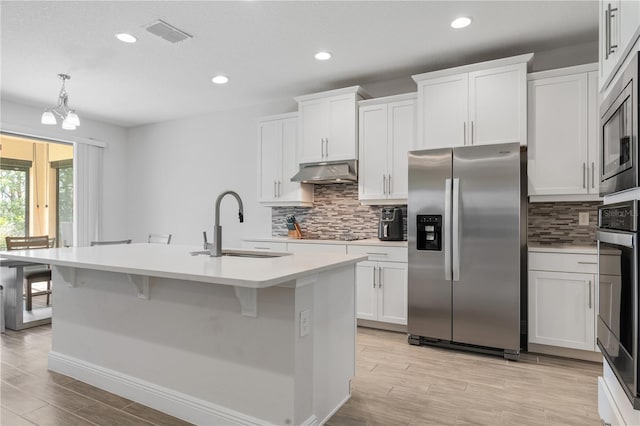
left=26, top=280, right=32, bottom=311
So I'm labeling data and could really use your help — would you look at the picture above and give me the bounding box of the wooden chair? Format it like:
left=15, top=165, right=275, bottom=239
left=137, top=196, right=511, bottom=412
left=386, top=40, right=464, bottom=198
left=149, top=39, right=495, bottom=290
left=90, top=239, right=132, bottom=246
left=5, top=236, right=55, bottom=311
left=148, top=234, right=172, bottom=244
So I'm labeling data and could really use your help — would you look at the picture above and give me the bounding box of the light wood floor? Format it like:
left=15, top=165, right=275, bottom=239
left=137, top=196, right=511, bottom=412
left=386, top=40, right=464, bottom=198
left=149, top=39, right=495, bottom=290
left=1, top=325, right=602, bottom=426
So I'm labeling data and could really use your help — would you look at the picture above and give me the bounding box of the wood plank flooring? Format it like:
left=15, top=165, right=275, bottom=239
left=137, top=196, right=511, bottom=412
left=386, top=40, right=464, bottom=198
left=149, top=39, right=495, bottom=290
left=1, top=325, right=602, bottom=425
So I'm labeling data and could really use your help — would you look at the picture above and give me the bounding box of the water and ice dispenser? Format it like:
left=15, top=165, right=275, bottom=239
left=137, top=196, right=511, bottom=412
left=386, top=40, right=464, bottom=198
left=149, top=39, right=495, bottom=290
left=416, top=215, right=442, bottom=251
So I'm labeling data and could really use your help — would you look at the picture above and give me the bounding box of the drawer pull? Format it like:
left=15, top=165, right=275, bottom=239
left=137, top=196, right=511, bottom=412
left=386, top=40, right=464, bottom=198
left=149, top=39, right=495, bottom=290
left=253, top=246, right=272, bottom=250
left=366, top=252, right=389, bottom=256
left=577, top=261, right=597, bottom=265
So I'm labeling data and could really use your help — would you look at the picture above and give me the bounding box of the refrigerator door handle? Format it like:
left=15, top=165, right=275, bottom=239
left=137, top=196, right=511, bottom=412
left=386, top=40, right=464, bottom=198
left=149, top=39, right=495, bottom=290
left=444, top=178, right=452, bottom=281
left=452, top=178, right=461, bottom=281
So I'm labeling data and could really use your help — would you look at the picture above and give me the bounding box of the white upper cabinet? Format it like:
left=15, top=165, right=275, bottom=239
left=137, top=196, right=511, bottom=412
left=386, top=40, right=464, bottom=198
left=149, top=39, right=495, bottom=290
left=295, top=86, right=367, bottom=163
left=413, top=54, right=531, bottom=149
left=599, top=0, right=640, bottom=91
left=358, top=93, right=416, bottom=204
left=257, top=113, right=313, bottom=207
left=528, top=64, right=600, bottom=201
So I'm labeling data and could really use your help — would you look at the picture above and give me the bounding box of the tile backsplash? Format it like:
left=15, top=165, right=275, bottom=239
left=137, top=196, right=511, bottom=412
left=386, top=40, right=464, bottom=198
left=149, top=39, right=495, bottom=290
left=271, top=182, right=407, bottom=240
left=528, top=201, right=601, bottom=245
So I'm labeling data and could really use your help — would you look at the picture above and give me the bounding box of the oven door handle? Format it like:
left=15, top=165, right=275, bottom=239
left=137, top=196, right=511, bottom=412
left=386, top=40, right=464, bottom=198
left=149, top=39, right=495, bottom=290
left=596, top=230, right=635, bottom=248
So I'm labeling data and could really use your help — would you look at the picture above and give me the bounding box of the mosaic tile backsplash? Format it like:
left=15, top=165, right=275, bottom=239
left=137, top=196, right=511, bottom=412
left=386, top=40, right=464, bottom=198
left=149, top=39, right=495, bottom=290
left=528, top=201, right=601, bottom=245
left=271, top=182, right=407, bottom=240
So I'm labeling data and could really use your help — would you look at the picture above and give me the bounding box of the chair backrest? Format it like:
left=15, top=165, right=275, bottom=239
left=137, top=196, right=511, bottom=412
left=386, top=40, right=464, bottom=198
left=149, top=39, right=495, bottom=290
left=148, top=234, right=172, bottom=244
left=90, top=239, right=132, bottom=246
left=6, top=236, right=52, bottom=251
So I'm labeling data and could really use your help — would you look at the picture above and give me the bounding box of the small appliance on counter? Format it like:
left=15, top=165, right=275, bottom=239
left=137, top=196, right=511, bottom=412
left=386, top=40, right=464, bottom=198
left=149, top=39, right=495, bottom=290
left=378, top=207, right=404, bottom=241
left=285, top=214, right=303, bottom=239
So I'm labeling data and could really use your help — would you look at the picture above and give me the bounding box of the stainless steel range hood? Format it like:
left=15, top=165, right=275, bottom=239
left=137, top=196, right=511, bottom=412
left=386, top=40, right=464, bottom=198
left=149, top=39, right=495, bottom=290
left=290, top=160, right=357, bottom=184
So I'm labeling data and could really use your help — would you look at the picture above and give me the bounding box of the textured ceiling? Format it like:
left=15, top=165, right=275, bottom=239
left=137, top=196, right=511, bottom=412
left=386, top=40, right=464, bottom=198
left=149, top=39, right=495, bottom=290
left=0, top=1, right=598, bottom=128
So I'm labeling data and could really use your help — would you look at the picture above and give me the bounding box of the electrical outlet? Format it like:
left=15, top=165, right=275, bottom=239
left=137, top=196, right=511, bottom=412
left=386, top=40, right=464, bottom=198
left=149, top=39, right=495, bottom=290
left=579, top=212, right=590, bottom=226
left=300, top=309, right=311, bottom=337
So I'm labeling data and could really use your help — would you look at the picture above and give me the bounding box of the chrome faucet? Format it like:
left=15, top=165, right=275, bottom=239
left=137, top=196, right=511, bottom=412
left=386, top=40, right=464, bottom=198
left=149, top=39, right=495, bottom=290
left=204, top=190, right=244, bottom=257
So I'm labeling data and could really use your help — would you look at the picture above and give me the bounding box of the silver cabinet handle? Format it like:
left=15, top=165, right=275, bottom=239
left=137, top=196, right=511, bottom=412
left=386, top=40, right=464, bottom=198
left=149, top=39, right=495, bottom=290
left=606, top=5, right=611, bottom=60
left=588, top=280, right=592, bottom=309
left=325, top=138, right=328, bottom=158
left=452, top=178, right=461, bottom=281
left=382, top=175, right=387, bottom=194
left=583, top=163, right=586, bottom=188
left=444, top=178, right=452, bottom=281
left=366, top=252, right=389, bottom=256
left=378, top=266, right=383, bottom=288
left=372, top=266, right=377, bottom=288
left=388, top=174, right=392, bottom=194
left=273, top=180, right=277, bottom=198
left=322, top=138, right=326, bottom=158
left=609, top=3, right=618, bottom=54
left=578, top=261, right=597, bottom=265
left=463, top=122, right=466, bottom=145
left=471, top=121, right=474, bottom=145
left=278, top=180, right=281, bottom=197
left=253, top=246, right=272, bottom=250
left=591, top=162, right=595, bottom=189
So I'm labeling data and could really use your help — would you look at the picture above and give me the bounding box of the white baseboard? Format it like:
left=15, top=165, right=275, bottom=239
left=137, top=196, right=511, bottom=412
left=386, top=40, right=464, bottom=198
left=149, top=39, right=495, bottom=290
left=48, top=351, right=273, bottom=426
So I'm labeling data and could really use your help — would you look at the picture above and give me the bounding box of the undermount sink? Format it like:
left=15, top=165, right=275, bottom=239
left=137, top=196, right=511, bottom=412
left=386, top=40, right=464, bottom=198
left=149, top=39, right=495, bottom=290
left=189, top=249, right=291, bottom=258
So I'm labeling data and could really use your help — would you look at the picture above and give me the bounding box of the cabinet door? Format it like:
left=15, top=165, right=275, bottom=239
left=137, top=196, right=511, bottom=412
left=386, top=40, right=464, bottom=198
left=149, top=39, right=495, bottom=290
left=358, top=104, right=388, bottom=201
left=620, top=0, right=640, bottom=54
left=469, top=63, right=526, bottom=146
left=600, top=0, right=621, bottom=89
left=258, top=120, right=281, bottom=202
left=327, top=94, right=358, bottom=161
left=528, top=73, right=589, bottom=195
left=278, top=117, right=301, bottom=201
left=417, top=73, right=468, bottom=149
left=298, top=98, right=326, bottom=163
left=587, top=71, right=600, bottom=195
left=528, top=271, right=595, bottom=351
left=377, top=262, right=408, bottom=325
left=356, top=262, right=377, bottom=321
left=387, top=99, right=415, bottom=200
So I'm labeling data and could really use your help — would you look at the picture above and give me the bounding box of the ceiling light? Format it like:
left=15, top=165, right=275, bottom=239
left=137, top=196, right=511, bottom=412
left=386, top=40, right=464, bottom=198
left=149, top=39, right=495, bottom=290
left=41, top=74, right=80, bottom=130
left=314, top=51, right=332, bottom=61
left=212, top=75, right=229, bottom=84
left=451, top=17, right=472, bottom=29
left=115, top=33, right=137, bottom=43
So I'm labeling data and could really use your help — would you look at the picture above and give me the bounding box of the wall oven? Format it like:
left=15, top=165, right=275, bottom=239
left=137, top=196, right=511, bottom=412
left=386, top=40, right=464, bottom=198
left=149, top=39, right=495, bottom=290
left=600, top=53, right=639, bottom=196
left=597, top=200, right=639, bottom=408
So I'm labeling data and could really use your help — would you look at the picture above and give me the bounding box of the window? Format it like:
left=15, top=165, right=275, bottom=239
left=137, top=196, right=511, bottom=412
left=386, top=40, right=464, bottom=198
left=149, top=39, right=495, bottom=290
left=0, top=158, right=31, bottom=250
left=51, top=159, right=73, bottom=247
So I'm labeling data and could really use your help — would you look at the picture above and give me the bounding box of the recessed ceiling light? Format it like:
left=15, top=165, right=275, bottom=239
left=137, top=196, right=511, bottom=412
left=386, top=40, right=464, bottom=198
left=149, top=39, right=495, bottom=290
left=451, top=17, right=472, bottom=29
left=115, top=33, right=137, bottom=43
left=212, top=75, right=229, bottom=85
left=314, top=51, right=332, bottom=61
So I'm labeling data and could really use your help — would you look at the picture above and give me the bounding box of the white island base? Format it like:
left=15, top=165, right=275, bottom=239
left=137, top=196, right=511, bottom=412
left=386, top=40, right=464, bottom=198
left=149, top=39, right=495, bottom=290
left=46, top=261, right=357, bottom=426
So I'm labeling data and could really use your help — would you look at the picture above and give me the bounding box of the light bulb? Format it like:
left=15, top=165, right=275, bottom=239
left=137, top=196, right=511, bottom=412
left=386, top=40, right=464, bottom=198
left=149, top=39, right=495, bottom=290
left=41, top=111, right=56, bottom=125
left=211, top=75, right=229, bottom=84
left=451, top=17, right=472, bottom=29
left=314, top=51, right=332, bottom=61
left=62, top=117, right=77, bottom=130
left=67, top=111, right=80, bottom=126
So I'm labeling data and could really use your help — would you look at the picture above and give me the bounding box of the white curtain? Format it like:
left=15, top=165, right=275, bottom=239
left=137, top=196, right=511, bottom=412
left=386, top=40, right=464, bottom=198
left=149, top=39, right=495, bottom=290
left=74, top=143, right=103, bottom=247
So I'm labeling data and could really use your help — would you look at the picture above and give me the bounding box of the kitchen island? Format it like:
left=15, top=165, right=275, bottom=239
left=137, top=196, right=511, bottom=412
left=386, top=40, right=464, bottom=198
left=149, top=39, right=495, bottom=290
left=1, top=243, right=366, bottom=426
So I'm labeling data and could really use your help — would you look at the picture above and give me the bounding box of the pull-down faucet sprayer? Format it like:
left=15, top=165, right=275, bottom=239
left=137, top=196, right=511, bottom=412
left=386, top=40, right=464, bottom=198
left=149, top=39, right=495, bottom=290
left=203, top=190, right=244, bottom=257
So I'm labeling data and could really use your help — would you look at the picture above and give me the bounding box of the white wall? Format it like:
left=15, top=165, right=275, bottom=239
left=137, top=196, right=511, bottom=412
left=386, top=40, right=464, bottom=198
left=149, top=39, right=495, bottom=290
left=1, top=99, right=129, bottom=241
left=126, top=99, right=296, bottom=246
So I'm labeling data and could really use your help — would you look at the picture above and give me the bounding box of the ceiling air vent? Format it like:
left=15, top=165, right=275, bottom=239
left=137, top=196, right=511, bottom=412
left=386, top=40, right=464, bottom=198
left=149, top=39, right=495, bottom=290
left=145, top=19, right=192, bottom=43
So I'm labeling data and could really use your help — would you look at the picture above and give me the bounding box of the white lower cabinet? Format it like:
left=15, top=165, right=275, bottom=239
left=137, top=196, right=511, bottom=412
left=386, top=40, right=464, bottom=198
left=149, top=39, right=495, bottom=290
left=528, top=250, right=597, bottom=352
left=355, top=260, right=407, bottom=325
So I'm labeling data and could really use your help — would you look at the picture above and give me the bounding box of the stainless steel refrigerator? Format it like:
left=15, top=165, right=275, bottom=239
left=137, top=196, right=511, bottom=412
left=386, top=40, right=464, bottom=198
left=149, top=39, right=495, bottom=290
left=407, top=142, right=526, bottom=360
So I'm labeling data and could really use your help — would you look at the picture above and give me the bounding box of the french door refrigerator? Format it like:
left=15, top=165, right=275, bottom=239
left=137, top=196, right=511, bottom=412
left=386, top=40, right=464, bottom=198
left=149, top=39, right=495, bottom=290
left=407, top=142, right=526, bottom=360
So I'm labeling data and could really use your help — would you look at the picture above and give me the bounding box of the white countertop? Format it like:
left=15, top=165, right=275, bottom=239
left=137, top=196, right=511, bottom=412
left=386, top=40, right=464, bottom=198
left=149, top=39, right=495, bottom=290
left=244, top=237, right=408, bottom=247
left=0, top=244, right=367, bottom=289
left=528, top=243, right=597, bottom=254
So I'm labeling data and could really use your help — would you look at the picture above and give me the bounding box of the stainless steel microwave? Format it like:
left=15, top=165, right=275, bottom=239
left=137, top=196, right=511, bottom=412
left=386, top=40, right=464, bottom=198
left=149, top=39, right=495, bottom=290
left=600, top=53, right=639, bottom=196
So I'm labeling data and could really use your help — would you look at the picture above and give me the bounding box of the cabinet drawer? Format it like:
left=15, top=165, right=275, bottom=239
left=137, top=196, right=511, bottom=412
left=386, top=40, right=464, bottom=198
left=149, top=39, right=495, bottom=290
left=348, top=245, right=408, bottom=262
left=286, top=243, right=347, bottom=254
left=529, top=252, right=597, bottom=273
left=240, top=241, right=287, bottom=251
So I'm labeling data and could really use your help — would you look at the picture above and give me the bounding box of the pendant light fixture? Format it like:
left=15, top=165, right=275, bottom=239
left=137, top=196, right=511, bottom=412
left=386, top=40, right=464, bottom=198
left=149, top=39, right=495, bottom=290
left=41, top=74, right=80, bottom=130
